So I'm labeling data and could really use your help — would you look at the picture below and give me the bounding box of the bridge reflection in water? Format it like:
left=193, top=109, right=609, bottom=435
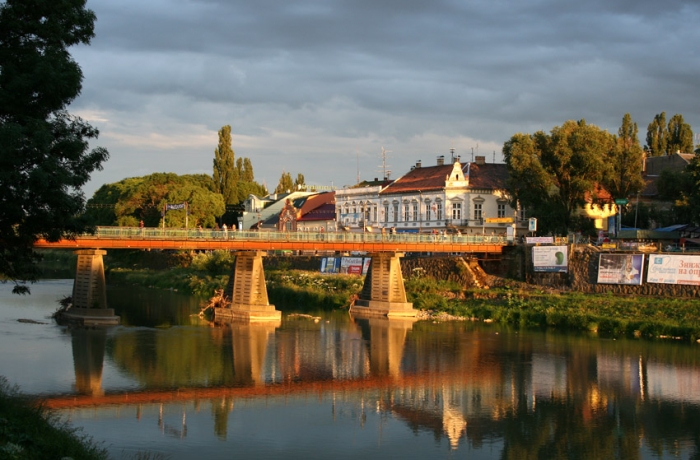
left=47, top=313, right=700, bottom=454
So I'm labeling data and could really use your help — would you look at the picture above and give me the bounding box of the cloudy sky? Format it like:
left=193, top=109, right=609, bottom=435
left=71, top=0, right=700, bottom=197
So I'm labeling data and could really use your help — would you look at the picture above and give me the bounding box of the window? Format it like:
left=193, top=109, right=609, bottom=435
left=436, top=202, right=443, bottom=221
left=404, top=204, right=410, bottom=221
left=474, top=203, right=482, bottom=220
left=452, top=202, right=461, bottom=220
left=519, top=206, right=526, bottom=221
left=384, top=205, right=389, bottom=223
left=373, top=206, right=377, bottom=222
left=498, top=203, right=506, bottom=218
left=413, top=203, right=419, bottom=221
left=393, top=204, right=399, bottom=223
left=426, top=204, right=432, bottom=221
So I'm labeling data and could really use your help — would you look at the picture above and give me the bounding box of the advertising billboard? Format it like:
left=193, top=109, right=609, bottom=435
left=532, top=246, right=568, bottom=273
left=320, top=257, right=339, bottom=274
left=340, top=257, right=364, bottom=275
left=597, top=254, right=645, bottom=285
left=647, top=254, right=700, bottom=285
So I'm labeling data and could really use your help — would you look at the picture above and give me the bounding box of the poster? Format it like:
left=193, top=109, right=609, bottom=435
left=320, top=257, right=339, bottom=274
left=532, top=246, right=568, bottom=272
left=647, top=254, right=700, bottom=285
left=526, top=236, right=554, bottom=244
left=597, top=254, right=645, bottom=285
left=340, top=257, right=364, bottom=275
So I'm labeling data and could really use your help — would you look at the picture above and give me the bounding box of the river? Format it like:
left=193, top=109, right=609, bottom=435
left=1, top=280, right=700, bottom=459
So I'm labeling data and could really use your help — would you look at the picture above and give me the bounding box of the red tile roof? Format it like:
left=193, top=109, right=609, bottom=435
left=465, top=163, right=508, bottom=189
left=380, top=164, right=455, bottom=195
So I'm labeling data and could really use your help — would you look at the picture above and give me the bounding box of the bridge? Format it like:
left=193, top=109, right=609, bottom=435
left=35, top=226, right=508, bottom=321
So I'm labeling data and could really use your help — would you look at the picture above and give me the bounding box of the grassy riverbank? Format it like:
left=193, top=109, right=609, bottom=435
left=0, top=378, right=107, bottom=460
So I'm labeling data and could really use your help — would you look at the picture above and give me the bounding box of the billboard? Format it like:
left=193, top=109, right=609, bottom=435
left=647, top=254, right=700, bottom=285
left=320, top=257, right=340, bottom=274
left=532, top=246, right=568, bottom=272
left=597, top=254, right=645, bottom=285
left=340, top=257, right=364, bottom=275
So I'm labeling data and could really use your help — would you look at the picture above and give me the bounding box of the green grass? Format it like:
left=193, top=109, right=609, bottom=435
left=429, top=286, right=700, bottom=342
left=0, top=377, right=107, bottom=460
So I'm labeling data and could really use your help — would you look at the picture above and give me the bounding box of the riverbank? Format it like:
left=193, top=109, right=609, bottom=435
left=105, top=268, right=700, bottom=344
left=0, top=377, right=107, bottom=460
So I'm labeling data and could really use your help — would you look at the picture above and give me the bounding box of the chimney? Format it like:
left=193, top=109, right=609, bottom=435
left=475, top=156, right=485, bottom=165
left=416, top=160, right=422, bottom=168
left=437, top=155, right=445, bottom=166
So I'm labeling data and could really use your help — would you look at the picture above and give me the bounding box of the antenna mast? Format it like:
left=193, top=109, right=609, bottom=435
left=378, top=146, right=392, bottom=179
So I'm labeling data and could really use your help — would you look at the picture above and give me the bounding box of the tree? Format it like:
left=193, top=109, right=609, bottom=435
left=504, top=120, right=614, bottom=234
left=666, top=113, right=694, bottom=154
left=85, top=173, right=225, bottom=228
left=0, top=0, right=109, bottom=293
left=646, top=112, right=667, bottom=157
left=275, top=171, right=294, bottom=194
left=684, top=155, right=700, bottom=225
left=212, top=125, right=238, bottom=204
left=603, top=113, right=645, bottom=199
left=294, top=173, right=306, bottom=191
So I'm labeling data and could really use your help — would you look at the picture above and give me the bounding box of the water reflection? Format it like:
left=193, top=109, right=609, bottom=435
left=70, top=328, right=106, bottom=396
left=53, top=294, right=700, bottom=458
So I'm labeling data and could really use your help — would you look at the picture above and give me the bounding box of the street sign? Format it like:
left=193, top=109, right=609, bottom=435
left=528, top=218, right=537, bottom=232
left=614, top=198, right=629, bottom=205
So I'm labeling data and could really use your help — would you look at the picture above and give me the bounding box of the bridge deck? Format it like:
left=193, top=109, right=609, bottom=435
left=34, top=227, right=507, bottom=253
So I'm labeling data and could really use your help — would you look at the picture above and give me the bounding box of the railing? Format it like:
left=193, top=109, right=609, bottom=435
left=91, top=226, right=509, bottom=246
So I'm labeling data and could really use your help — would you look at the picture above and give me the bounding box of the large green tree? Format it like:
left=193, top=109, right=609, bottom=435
left=503, top=120, right=615, bottom=234
left=646, top=112, right=694, bottom=156
left=0, top=0, right=109, bottom=293
left=666, top=113, right=694, bottom=154
left=645, top=112, right=667, bottom=157
left=275, top=171, right=294, bottom=194
left=684, top=155, right=700, bottom=225
left=85, top=173, right=224, bottom=228
left=603, top=113, right=645, bottom=199
left=213, top=125, right=238, bottom=205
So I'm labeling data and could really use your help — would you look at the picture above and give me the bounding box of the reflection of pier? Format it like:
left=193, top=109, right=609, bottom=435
left=71, top=328, right=107, bottom=396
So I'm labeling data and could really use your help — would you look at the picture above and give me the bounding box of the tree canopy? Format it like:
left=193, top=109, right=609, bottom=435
left=212, top=125, right=237, bottom=205
left=275, top=171, right=294, bottom=194
left=503, top=119, right=616, bottom=235
left=602, top=114, right=645, bottom=200
left=84, top=173, right=225, bottom=228
left=646, top=112, right=694, bottom=156
left=0, top=0, right=109, bottom=293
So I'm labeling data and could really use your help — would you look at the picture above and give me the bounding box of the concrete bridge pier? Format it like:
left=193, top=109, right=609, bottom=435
left=351, top=252, right=417, bottom=318
left=62, top=249, right=119, bottom=326
left=217, top=251, right=282, bottom=322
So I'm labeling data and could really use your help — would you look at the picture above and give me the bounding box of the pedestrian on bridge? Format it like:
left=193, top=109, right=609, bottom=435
left=222, top=223, right=228, bottom=239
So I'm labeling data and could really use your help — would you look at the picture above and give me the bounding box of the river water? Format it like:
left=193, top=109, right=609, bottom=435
left=2, top=280, right=700, bottom=459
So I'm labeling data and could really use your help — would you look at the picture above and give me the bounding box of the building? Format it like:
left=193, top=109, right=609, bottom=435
left=336, top=154, right=526, bottom=236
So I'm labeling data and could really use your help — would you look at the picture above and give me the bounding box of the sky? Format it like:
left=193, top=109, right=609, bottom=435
left=70, top=0, right=700, bottom=197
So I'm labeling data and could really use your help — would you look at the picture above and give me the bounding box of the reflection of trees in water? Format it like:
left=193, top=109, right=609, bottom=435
left=109, top=327, right=236, bottom=387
